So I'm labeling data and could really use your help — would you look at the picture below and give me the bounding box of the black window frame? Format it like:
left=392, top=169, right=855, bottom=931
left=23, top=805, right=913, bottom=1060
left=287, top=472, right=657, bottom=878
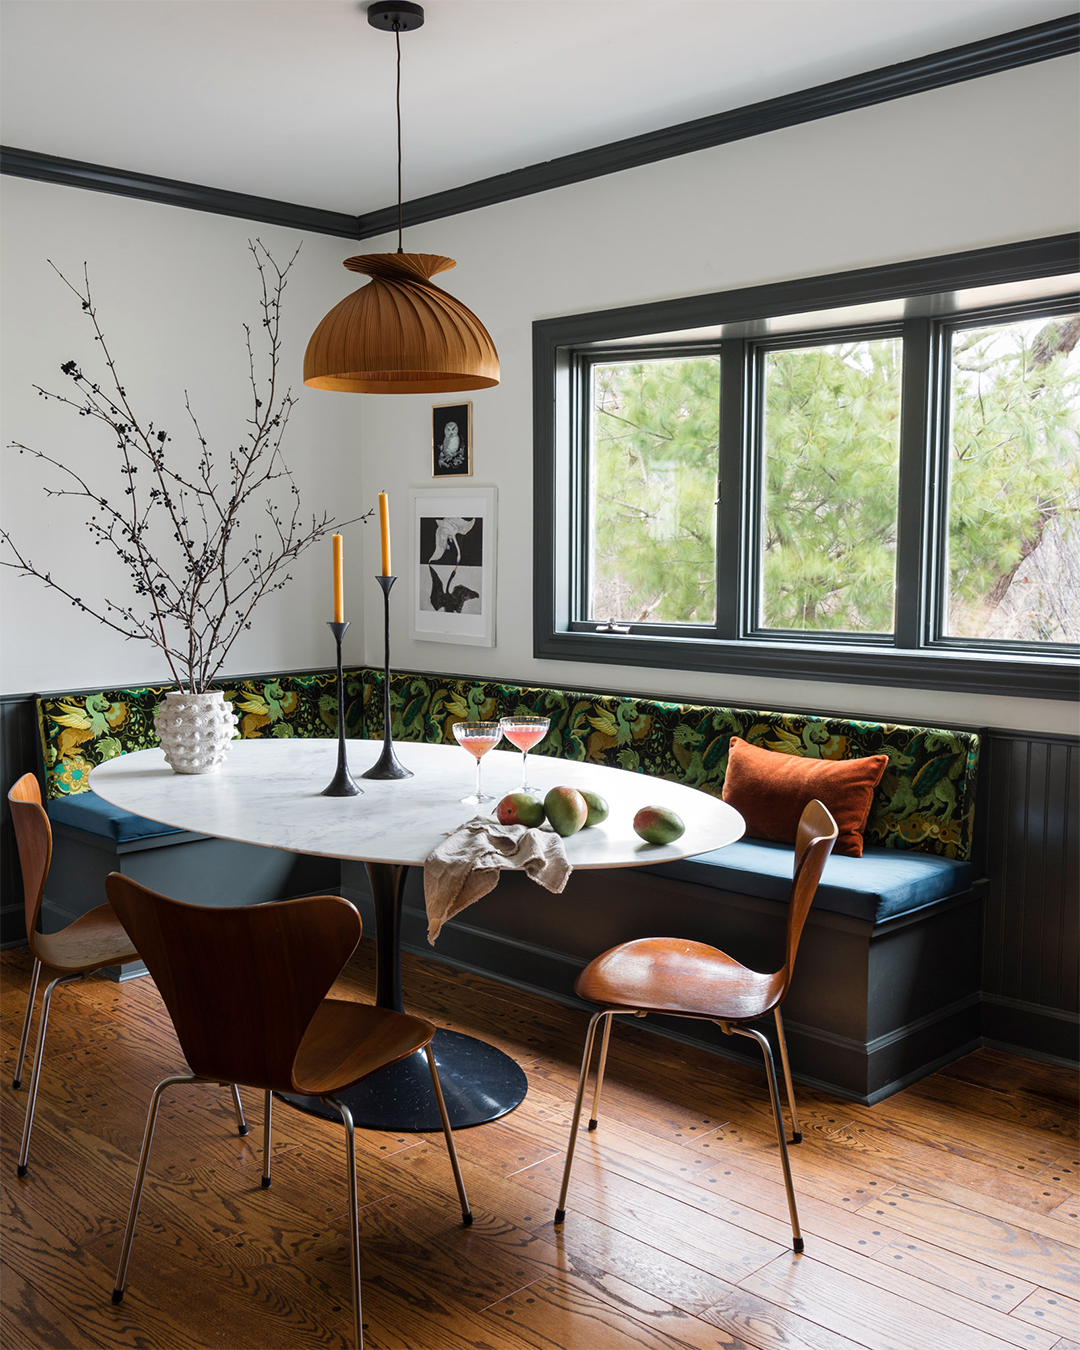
left=533, top=234, right=1080, bottom=700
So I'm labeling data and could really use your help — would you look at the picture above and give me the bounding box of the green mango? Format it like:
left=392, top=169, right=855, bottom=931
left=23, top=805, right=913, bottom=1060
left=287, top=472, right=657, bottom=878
left=544, top=786, right=589, bottom=837
left=580, top=790, right=609, bottom=827
left=633, top=806, right=685, bottom=845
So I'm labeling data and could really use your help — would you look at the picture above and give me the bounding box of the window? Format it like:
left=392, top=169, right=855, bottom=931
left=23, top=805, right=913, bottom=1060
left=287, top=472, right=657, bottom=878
left=534, top=236, right=1080, bottom=699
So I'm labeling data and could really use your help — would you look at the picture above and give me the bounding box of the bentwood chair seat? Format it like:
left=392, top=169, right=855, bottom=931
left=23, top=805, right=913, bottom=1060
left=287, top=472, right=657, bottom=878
left=104, top=874, right=471, bottom=1350
left=555, top=799, right=838, bottom=1253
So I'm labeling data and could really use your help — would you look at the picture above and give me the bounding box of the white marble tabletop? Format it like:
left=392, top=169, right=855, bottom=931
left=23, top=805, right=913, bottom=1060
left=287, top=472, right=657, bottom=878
left=90, top=739, right=744, bottom=869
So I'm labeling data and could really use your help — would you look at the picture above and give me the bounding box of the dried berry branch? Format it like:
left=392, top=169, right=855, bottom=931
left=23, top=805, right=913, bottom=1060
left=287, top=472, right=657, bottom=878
left=2, top=241, right=369, bottom=693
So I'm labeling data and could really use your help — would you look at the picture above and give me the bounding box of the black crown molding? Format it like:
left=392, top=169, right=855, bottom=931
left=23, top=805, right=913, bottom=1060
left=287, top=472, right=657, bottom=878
left=0, top=147, right=360, bottom=238
left=2, top=14, right=1077, bottom=240
left=355, top=13, right=1080, bottom=239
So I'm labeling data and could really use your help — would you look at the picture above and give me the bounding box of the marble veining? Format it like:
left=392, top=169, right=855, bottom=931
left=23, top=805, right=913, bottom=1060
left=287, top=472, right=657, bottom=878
left=90, top=739, right=744, bottom=868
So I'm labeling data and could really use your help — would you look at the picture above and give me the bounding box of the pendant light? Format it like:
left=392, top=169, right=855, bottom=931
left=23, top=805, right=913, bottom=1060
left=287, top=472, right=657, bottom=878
left=304, top=2, right=499, bottom=393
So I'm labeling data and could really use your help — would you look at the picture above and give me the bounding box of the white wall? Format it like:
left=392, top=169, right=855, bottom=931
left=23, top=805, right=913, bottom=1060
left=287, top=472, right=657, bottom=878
left=1, top=177, right=369, bottom=692
left=357, top=56, right=1080, bottom=736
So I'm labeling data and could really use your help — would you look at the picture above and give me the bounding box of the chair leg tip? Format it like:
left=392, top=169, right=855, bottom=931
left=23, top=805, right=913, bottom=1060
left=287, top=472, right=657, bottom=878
left=461, top=1210, right=473, bottom=1227
left=260, top=1175, right=272, bottom=1189
left=237, top=1125, right=249, bottom=1137
left=554, top=1208, right=566, bottom=1225
left=16, top=1164, right=27, bottom=1178
left=111, top=1289, right=125, bottom=1305
left=793, top=1237, right=804, bottom=1253
left=587, top=1119, right=598, bottom=1131
left=12, top=1079, right=21, bottom=1090
left=791, top=1131, right=802, bottom=1144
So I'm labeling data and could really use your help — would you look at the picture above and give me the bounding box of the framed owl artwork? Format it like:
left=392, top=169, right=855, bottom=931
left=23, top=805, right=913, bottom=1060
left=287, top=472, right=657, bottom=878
left=431, top=402, right=473, bottom=478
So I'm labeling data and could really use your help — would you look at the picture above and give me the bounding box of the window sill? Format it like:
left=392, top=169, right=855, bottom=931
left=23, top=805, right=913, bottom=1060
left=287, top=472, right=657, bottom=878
left=535, top=628, right=1078, bottom=701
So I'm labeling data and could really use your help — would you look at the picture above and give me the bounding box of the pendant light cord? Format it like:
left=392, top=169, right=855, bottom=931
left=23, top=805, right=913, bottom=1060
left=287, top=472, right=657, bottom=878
left=395, top=24, right=404, bottom=253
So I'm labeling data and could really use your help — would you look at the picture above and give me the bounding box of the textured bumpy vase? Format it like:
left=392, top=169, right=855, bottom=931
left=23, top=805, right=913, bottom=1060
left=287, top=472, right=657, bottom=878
left=154, top=691, right=238, bottom=775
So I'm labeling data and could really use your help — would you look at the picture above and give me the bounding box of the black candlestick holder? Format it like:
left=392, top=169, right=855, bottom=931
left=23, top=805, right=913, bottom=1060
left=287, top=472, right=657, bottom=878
left=321, top=620, right=361, bottom=797
left=363, top=575, right=413, bottom=781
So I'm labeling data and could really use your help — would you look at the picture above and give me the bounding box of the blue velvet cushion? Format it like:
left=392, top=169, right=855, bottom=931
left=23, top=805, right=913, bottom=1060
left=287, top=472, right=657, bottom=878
left=48, top=793, right=185, bottom=844
left=645, top=840, right=972, bottom=925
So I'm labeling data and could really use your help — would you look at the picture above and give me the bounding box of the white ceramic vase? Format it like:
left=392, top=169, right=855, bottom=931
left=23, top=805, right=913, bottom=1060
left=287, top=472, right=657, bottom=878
left=154, top=691, right=238, bottom=774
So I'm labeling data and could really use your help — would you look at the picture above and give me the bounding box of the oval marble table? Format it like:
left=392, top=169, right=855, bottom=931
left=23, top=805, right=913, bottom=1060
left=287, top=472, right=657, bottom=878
left=91, top=739, right=744, bottom=1132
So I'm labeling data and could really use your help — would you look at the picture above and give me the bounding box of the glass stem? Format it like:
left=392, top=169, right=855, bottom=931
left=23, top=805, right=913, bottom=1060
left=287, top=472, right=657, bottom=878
left=475, top=756, right=483, bottom=801
left=521, top=750, right=528, bottom=790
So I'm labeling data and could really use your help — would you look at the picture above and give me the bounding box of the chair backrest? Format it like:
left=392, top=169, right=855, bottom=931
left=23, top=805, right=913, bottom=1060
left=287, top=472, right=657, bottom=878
left=776, top=800, right=838, bottom=1002
left=8, top=773, right=52, bottom=957
left=105, top=874, right=362, bottom=1093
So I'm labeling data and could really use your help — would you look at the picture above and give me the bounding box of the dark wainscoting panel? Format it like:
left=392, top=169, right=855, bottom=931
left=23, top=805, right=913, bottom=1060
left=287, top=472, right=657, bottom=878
left=1, top=694, right=43, bottom=946
left=980, top=729, right=1079, bottom=1063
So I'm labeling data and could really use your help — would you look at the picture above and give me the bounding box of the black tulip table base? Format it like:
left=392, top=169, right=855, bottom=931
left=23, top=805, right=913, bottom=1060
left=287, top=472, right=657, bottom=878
left=277, top=1027, right=528, bottom=1131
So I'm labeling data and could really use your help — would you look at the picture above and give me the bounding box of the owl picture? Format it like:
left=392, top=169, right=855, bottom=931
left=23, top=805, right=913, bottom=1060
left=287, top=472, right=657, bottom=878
left=431, top=402, right=472, bottom=477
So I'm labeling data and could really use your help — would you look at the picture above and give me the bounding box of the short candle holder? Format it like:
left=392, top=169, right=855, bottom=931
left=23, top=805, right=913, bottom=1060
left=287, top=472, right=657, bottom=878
left=321, top=620, right=361, bottom=797
left=363, top=575, right=413, bottom=781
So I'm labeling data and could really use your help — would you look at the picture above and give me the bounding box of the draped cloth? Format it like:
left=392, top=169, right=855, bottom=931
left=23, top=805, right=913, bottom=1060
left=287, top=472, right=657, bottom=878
left=424, top=817, right=572, bottom=944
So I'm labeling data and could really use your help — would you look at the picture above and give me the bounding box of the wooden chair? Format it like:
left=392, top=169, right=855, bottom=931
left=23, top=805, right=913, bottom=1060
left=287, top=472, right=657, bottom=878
left=6, top=774, right=249, bottom=1176
left=104, top=874, right=471, bottom=1350
left=555, top=799, right=838, bottom=1251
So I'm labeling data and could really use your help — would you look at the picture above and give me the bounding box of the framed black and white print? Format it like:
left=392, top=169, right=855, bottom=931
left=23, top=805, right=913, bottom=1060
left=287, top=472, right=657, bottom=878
left=410, top=487, right=496, bottom=646
left=431, top=402, right=472, bottom=478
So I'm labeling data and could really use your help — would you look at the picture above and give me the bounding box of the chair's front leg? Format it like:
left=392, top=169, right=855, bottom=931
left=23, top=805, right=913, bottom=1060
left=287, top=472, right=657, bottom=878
left=728, top=1024, right=803, bottom=1252
left=326, top=1096, right=364, bottom=1350
left=773, top=1008, right=802, bottom=1143
left=229, top=1084, right=249, bottom=1137
left=12, top=956, right=42, bottom=1090
left=555, top=1009, right=616, bottom=1225
left=589, top=1013, right=614, bottom=1131
left=17, top=971, right=84, bottom=1177
left=112, top=1075, right=208, bottom=1303
left=261, top=1089, right=273, bottom=1189
left=423, top=1044, right=471, bottom=1225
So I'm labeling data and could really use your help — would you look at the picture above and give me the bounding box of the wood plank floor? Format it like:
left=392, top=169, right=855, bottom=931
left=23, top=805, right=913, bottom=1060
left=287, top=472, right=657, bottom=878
left=2, top=942, right=1077, bottom=1350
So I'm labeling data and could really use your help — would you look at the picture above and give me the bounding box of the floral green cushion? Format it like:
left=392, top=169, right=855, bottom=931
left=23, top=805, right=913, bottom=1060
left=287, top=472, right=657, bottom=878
left=367, top=672, right=980, bottom=861
left=37, top=672, right=364, bottom=801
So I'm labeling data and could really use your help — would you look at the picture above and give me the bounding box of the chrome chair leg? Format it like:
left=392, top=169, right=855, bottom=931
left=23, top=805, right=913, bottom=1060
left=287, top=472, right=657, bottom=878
left=113, top=1074, right=206, bottom=1303
left=261, top=1089, right=273, bottom=1189
left=773, top=1008, right=802, bottom=1143
left=555, top=1009, right=616, bottom=1225
left=424, top=1045, right=471, bottom=1225
left=589, top=1012, right=614, bottom=1131
left=729, top=1024, right=803, bottom=1252
left=229, top=1083, right=249, bottom=1137
left=327, top=1096, right=364, bottom=1350
left=12, top=957, right=42, bottom=1090
left=17, top=971, right=84, bottom=1177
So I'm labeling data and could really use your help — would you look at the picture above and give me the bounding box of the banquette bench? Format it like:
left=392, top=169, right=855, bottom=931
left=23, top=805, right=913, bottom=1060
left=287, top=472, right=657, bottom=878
left=32, top=669, right=983, bottom=1103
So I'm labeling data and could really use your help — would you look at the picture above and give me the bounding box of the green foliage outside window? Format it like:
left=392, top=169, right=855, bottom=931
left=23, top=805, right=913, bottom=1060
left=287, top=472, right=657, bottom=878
left=589, top=358, right=719, bottom=624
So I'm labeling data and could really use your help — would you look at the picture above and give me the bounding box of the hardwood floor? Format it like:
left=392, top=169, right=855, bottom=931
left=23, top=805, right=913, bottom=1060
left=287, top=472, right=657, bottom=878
left=1, top=941, right=1077, bottom=1349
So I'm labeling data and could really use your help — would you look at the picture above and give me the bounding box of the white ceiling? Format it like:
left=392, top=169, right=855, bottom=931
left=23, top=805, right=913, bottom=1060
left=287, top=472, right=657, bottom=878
left=1, top=0, right=1075, bottom=217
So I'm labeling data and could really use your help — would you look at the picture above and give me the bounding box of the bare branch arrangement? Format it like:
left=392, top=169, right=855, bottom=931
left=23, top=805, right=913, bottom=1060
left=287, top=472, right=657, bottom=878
left=2, top=241, right=367, bottom=693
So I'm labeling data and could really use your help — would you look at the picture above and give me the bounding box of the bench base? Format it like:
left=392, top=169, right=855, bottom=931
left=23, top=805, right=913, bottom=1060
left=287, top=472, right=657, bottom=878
left=342, top=861, right=984, bottom=1104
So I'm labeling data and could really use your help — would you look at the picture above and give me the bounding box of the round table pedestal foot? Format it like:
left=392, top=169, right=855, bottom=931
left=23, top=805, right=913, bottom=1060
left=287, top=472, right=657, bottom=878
left=276, top=1027, right=528, bottom=1131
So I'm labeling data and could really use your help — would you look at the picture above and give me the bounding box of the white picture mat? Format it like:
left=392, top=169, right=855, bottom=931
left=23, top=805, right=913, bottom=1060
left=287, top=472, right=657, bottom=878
left=410, top=486, right=496, bottom=647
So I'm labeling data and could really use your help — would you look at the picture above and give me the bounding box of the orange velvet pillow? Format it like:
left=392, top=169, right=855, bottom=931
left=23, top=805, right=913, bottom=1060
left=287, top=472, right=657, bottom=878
left=721, top=736, right=887, bottom=858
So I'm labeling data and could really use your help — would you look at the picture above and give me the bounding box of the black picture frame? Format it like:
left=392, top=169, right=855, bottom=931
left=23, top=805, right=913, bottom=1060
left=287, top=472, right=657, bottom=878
left=431, top=402, right=472, bottom=477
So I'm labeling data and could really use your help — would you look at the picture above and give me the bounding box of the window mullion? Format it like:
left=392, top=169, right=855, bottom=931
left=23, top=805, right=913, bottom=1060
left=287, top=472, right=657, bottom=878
left=894, top=316, right=934, bottom=649
left=716, top=338, right=745, bottom=638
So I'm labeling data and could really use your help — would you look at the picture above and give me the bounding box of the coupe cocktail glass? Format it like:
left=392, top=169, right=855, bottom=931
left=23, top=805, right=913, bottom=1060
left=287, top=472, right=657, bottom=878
left=453, top=721, right=503, bottom=805
left=499, top=716, right=550, bottom=793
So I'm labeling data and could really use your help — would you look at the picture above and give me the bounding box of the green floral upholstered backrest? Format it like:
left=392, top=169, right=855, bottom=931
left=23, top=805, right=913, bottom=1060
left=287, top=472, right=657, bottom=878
left=39, top=667, right=979, bottom=861
left=36, top=672, right=364, bottom=801
left=367, top=671, right=980, bottom=861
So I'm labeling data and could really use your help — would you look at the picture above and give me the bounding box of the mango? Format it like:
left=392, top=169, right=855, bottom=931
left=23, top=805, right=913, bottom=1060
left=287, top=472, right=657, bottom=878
left=633, top=805, right=685, bottom=845
left=496, top=792, right=545, bottom=828
left=580, top=790, right=609, bottom=828
left=544, top=786, right=589, bottom=837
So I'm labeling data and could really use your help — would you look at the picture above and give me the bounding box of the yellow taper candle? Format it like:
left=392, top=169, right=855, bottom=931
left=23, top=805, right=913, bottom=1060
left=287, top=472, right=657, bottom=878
left=332, top=534, right=344, bottom=622
left=378, top=492, right=391, bottom=576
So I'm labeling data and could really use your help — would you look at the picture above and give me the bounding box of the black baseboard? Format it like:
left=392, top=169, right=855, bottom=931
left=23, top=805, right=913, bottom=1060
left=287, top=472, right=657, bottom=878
left=981, top=994, right=1080, bottom=1064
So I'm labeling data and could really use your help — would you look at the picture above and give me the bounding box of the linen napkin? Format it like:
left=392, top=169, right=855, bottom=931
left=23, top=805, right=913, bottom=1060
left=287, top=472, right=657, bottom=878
left=424, top=816, right=572, bottom=944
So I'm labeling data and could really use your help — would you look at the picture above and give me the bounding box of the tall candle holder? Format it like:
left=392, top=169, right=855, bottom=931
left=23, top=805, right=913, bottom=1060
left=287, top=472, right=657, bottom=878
left=321, top=620, right=361, bottom=797
left=363, top=575, right=413, bottom=780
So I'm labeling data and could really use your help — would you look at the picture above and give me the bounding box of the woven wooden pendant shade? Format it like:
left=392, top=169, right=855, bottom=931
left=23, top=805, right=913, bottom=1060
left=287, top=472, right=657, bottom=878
left=303, top=252, right=500, bottom=394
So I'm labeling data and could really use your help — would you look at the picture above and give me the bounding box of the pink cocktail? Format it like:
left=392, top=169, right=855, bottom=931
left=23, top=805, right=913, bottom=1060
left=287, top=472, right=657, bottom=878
left=453, top=721, right=503, bottom=804
left=499, top=716, right=550, bottom=793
